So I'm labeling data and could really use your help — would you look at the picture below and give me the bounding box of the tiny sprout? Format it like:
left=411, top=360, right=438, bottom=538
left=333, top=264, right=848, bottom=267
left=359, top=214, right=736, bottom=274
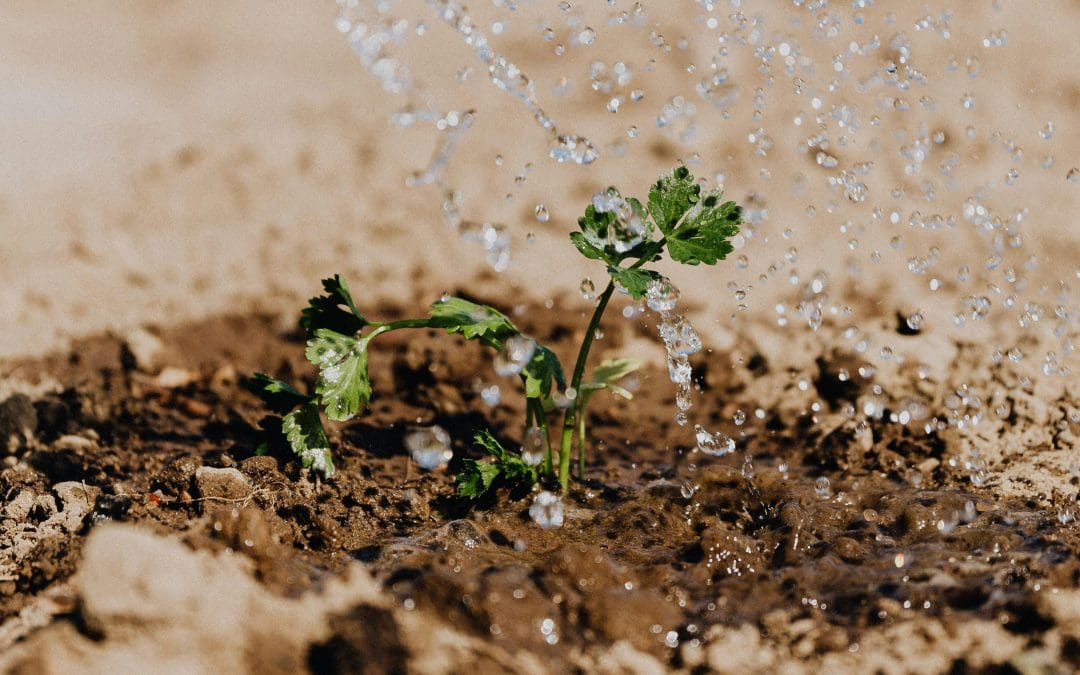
left=248, top=165, right=742, bottom=503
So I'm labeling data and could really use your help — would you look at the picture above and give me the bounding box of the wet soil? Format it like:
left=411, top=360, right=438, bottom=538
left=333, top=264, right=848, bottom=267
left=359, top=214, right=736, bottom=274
left=2, top=295, right=1079, bottom=673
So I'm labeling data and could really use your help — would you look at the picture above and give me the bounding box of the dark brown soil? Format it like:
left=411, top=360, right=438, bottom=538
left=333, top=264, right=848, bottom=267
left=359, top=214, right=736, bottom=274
left=2, top=295, right=1079, bottom=672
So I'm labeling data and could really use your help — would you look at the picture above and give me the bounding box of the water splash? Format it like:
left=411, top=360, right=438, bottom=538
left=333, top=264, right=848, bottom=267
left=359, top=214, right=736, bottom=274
left=405, top=426, right=454, bottom=469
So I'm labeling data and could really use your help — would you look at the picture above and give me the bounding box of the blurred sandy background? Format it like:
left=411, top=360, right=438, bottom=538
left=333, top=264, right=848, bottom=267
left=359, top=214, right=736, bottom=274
left=2, top=0, right=1078, bottom=375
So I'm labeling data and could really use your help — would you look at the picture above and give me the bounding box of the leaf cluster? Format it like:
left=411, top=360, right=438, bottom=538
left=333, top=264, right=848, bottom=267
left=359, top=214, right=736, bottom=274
left=455, top=430, right=539, bottom=499
left=245, top=373, right=336, bottom=478
left=255, top=277, right=567, bottom=481
left=571, top=165, right=743, bottom=299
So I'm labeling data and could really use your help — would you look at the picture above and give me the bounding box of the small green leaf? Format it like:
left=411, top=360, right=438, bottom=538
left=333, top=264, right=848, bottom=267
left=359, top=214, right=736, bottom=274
left=664, top=190, right=742, bottom=266
left=578, top=202, right=617, bottom=241
left=570, top=232, right=608, bottom=262
left=473, top=429, right=510, bottom=460
left=456, top=430, right=538, bottom=499
left=428, top=297, right=518, bottom=348
left=591, top=358, right=642, bottom=386
left=300, top=275, right=367, bottom=335
left=305, top=329, right=372, bottom=421
left=608, top=267, right=661, bottom=300
left=282, top=402, right=335, bottom=478
left=456, top=460, right=501, bottom=499
left=245, top=373, right=309, bottom=414
left=585, top=357, right=641, bottom=400
left=523, top=345, right=566, bottom=400
left=648, top=165, right=700, bottom=233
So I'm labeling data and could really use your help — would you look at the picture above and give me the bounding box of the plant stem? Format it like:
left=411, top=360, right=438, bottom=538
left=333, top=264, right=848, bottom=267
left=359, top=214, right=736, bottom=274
left=558, top=280, right=615, bottom=490
left=373, top=318, right=436, bottom=331
left=576, top=394, right=589, bottom=478
left=533, top=399, right=553, bottom=477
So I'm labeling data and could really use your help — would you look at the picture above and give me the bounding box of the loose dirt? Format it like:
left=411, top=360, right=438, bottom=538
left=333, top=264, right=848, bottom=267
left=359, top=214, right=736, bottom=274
left=2, top=290, right=1078, bottom=673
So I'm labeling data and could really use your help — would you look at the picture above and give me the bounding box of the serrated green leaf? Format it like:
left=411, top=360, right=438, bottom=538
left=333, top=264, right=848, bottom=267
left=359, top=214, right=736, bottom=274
left=282, top=402, right=335, bottom=478
left=457, top=430, right=538, bottom=499
left=245, top=373, right=310, bottom=414
left=474, top=429, right=510, bottom=460
left=305, top=329, right=372, bottom=421
left=300, top=275, right=367, bottom=335
left=523, top=345, right=566, bottom=400
left=428, top=297, right=518, bottom=348
left=648, top=165, right=700, bottom=233
left=664, top=190, right=742, bottom=266
left=608, top=267, right=661, bottom=300
left=456, top=459, right=501, bottom=499
left=570, top=232, right=608, bottom=261
left=500, top=459, right=538, bottom=483
left=578, top=202, right=617, bottom=240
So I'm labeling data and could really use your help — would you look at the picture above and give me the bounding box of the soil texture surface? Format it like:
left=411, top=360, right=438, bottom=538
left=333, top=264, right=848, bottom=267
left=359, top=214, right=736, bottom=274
left=2, top=293, right=1079, bottom=674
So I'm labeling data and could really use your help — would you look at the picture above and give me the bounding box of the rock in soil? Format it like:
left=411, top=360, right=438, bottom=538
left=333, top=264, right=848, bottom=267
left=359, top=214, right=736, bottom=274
left=194, top=466, right=252, bottom=508
left=0, top=394, right=37, bottom=453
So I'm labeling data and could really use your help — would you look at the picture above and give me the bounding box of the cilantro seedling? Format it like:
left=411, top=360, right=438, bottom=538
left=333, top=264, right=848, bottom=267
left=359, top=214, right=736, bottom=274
left=249, top=165, right=741, bottom=496
left=250, top=276, right=563, bottom=481
left=554, top=166, right=741, bottom=489
left=456, top=430, right=538, bottom=499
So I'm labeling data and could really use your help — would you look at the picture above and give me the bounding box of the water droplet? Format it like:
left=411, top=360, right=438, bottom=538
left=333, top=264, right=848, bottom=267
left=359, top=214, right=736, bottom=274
left=814, top=476, right=832, bottom=499
left=548, top=134, right=598, bottom=164
left=741, top=456, right=755, bottom=479
left=906, top=311, right=924, bottom=332
left=479, top=384, right=501, bottom=406
left=534, top=204, right=550, bottom=222
left=580, top=278, right=596, bottom=301
left=578, top=27, right=595, bottom=45
left=405, top=426, right=453, bottom=470
left=493, top=335, right=537, bottom=376
left=675, top=385, right=692, bottom=411
left=695, top=425, right=734, bottom=456
left=1067, top=168, right=1080, bottom=184
left=529, top=491, right=564, bottom=528
left=667, top=355, right=691, bottom=385
left=659, top=315, right=702, bottom=356
left=645, top=277, right=680, bottom=312
left=521, top=426, right=546, bottom=466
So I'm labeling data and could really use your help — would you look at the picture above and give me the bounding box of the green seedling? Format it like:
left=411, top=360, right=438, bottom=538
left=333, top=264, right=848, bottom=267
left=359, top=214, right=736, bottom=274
left=248, top=165, right=741, bottom=496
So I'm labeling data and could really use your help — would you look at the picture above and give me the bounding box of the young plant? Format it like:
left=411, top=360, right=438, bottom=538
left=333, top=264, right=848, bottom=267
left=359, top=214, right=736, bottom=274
left=554, top=165, right=742, bottom=489
left=248, top=278, right=564, bottom=482
left=248, top=165, right=741, bottom=495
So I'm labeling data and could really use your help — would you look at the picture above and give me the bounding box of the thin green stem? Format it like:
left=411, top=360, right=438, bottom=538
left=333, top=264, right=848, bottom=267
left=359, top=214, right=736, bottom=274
left=558, top=280, right=616, bottom=490
left=532, top=398, right=553, bottom=477
left=371, top=318, right=436, bottom=331
left=576, top=394, right=588, bottom=478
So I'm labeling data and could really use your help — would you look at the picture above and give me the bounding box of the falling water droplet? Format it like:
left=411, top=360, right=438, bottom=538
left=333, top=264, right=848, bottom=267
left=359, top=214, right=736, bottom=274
left=580, top=278, right=596, bottom=301
left=659, top=316, right=702, bottom=356
left=493, top=336, right=537, bottom=376
left=645, top=277, right=680, bottom=312
left=529, top=491, right=564, bottom=528
left=405, top=426, right=453, bottom=470
left=695, top=425, right=735, bottom=456
left=521, top=426, right=546, bottom=466
left=548, top=135, right=598, bottom=164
